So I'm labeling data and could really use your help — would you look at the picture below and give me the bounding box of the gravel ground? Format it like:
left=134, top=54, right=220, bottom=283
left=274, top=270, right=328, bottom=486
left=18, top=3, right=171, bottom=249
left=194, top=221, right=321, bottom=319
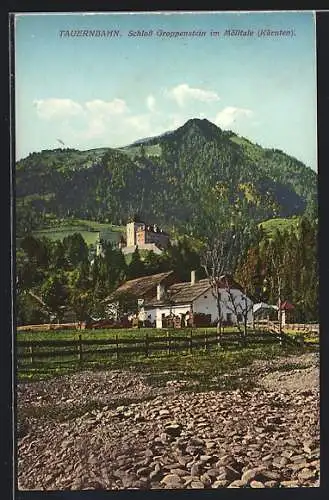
left=17, top=352, right=320, bottom=490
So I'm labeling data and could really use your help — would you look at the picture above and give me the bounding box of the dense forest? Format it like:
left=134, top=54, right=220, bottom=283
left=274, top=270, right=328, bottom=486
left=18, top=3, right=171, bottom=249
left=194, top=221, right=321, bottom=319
left=235, top=216, right=318, bottom=322
left=16, top=233, right=203, bottom=325
left=16, top=118, right=317, bottom=239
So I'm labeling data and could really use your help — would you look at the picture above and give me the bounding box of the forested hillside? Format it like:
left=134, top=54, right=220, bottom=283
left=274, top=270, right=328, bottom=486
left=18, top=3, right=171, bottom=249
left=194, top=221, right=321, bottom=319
left=16, top=118, right=317, bottom=239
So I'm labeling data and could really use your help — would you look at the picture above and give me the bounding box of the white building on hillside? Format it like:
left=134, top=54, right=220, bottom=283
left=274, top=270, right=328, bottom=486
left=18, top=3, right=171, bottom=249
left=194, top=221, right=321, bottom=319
left=107, top=270, right=253, bottom=328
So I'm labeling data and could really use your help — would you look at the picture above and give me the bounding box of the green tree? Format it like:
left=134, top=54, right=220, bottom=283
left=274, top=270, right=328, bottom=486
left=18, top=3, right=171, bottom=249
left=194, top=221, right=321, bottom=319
left=127, top=247, right=145, bottom=279
left=90, top=280, right=108, bottom=319
left=20, top=235, right=50, bottom=268
left=235, top=245, right=265, bottom=303
left=16, top=248, right=45, bottom=291
left=50, top=240, right=68, bottom=269
left=142, top=250, right=164, bottom=276
left=16, top=292, right=49, bottom=326
left=102, top=242, right=127, bottom=290
left=63, top=233, right=89, bottom=268
left=117, top=291, right=138, bottom=318
left=254, top=217, right=318, bottom=323
left=41, top=274, right=68, bottom=323
left=67, top=263, right=93, bottom=324
left=163, top=237, right=201, bottom=282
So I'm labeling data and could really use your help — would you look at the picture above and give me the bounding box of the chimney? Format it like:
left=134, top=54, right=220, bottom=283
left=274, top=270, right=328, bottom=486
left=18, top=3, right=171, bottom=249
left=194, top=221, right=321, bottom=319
left=191, top=270, right=196, bottom=286
left=157, top=283, right=164, bottom=301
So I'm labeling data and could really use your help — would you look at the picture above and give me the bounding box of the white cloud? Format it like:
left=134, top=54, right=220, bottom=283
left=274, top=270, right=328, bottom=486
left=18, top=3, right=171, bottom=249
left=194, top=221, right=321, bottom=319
left=32, top=95, right=253, bottom=150
left=34, top=97, right=130, bottom=140
left=125, top=114, right=153, bottom=134
left=82, top=117, right=106, bottom=139
left=214, top=106, right=253, bottom=128
left=167, top=83, right=220, bottom=107
left=33, top=98, right=83, bottom=120
left=146, top=94, right=156, bottom=112
left=34, top=97, right=128, bottom=123
left=85, top=98, right=128, bottom=117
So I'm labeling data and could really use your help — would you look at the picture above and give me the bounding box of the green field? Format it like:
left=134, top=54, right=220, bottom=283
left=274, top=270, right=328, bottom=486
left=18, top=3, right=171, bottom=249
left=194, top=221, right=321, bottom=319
left=17, top=342, right=307, bottom=385
left=259, top=216, right=300, bottom=238
left=69, top=219, right=124, bottom=232
left=33, top=229, right=101, bottom=245
left=16, top=326, right=314, bottom=383
left=33, top=219, right=125, bottom=245
left=17, top=326, right=241, bottom=342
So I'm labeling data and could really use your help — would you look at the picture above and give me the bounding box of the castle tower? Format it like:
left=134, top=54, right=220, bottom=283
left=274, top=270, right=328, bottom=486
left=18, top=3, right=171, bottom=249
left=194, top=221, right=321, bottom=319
left=126, top=221, right=144, bottom=247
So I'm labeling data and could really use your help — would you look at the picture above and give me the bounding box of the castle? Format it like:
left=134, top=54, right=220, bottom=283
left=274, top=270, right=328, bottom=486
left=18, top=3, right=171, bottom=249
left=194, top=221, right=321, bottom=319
left=124, top=221, right=170, bottom=255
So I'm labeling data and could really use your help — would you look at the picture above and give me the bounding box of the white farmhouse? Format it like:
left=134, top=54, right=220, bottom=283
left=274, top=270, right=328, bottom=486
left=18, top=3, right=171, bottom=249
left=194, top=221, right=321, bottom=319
left=107, top=270, right=253, bottom=328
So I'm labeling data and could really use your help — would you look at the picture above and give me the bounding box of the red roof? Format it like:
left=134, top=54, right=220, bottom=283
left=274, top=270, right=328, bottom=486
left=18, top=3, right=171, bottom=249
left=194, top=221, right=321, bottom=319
left=280, top=300, right=295, bottom=311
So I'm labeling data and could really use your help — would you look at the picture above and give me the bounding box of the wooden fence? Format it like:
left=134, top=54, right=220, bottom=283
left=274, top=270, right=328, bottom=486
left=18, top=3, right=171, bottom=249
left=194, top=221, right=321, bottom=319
left=285, top=323, right=319, bottom=334
left=254, top=320, right=319, bottom=333
left=17, top=329, right=300, bottom=366
left=17, top=322, right=84, bottom=332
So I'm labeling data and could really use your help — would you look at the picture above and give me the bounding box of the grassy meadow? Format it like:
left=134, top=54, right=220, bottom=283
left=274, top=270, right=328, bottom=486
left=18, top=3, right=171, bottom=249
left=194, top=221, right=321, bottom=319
left=16, top=326, right=316, bottom=384
left=33, top=218, right=125, bottom=245
left=17, top=326, right=241, bottom=342
left=259, top=216, right=300, bottom=238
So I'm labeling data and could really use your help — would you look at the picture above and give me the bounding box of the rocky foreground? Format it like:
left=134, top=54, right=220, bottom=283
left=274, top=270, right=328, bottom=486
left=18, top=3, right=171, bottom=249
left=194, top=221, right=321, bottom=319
left=17, top=352, right=320, bottom=490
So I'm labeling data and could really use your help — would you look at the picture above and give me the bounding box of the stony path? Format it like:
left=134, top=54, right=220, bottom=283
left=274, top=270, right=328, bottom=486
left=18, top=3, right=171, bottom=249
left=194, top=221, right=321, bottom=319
left=17, top=353, right=320, bottom=490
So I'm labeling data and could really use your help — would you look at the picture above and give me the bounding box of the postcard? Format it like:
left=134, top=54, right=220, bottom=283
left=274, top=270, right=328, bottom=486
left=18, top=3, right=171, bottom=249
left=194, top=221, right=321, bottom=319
left=14, top=11, right=319, bottom=491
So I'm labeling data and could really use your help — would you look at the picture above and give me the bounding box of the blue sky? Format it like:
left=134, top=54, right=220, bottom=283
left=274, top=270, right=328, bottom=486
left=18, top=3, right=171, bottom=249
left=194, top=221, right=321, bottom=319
left=15, top=11, right=317, bottom=170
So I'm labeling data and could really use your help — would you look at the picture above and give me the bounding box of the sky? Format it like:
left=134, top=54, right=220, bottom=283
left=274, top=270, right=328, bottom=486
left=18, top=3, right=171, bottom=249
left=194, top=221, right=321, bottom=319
left=15, top=11, right=317, bottom=170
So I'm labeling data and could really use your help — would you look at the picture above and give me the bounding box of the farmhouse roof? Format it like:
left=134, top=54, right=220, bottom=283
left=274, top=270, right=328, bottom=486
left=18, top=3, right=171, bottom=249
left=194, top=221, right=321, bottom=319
left=169, top=275, right=243, bottom=304
left=169, top=279, right=212, bottom=304
left=107, top=271, right=246, bottom=306
left=145, top=274, right=244, bottom=307
left=106, top=271, right=174, bottom=301
left=143, top=278, right=210, bottom=307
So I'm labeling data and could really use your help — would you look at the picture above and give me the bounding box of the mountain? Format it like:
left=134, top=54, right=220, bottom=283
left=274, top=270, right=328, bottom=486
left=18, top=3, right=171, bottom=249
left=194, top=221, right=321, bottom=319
left=127, top=130, right=174, bottom=146
left=16, top=118, right=317, bottom=237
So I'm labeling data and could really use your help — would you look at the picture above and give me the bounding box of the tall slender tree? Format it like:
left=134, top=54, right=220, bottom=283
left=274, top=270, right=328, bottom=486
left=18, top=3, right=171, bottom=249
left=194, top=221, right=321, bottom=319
left=127, top=246, right=145, bottom=280
left=201, top=225, right=240, bottom=334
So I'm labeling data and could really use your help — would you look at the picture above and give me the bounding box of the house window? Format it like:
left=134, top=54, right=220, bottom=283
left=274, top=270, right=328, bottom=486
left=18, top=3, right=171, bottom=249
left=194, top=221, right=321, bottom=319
left=204, top=295, right=207, bottom=299
left=226, top=313, right=232, bottom=322
left=237, top=313, right=243, bottom=322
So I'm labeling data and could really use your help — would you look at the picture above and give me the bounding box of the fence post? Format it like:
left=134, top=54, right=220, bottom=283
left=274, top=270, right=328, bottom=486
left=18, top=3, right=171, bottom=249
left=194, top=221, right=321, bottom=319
left=189, top=329, right=193, bottom=354
left=204, top=329, right=208, bottom=351
left=78, top=334, right=83, bottom=363
left=116, top=333, right=119, bottom=359
left=167, top=331, right=171, bottom=356
left=279, top=331, right=283, bottom=347
left=29, top=344, right=34, bottom=365
left=217, top=329, right=221, bottom=348
left=145, top=332, right=149, bottom=357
